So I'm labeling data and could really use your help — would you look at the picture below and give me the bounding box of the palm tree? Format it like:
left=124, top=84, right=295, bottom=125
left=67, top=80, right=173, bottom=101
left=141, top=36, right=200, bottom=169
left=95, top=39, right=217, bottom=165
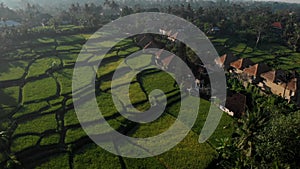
left=216, top=107, right=270, bottom=168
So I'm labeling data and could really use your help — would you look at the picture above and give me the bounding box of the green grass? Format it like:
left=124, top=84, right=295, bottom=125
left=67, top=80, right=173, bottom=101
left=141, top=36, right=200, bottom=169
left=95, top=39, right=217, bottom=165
left=65, top=128, right=87, bottom=144
left=23, top=77, right=57, bottom=103
left=0, top=87, right=19, bottom=107
left=57, top=34, right=85, bottom=45
left=13, top=102, right=49, bottom=119
left=157, top=132, right=217, bottom=169
left=64, top=110, right=80, bottom=127
left=124, top=157, right=166, bottom=169
left=99, top=41, right=118, bottom=48
left=129, top=82, right=150, bottom=111
left=66, top=98, right=73, bottom=107
left=27, top=57, right=61, bottom=78
left=208, top=114, right=234, bottom=146
left=37, top=37, right=55, bottom=44
left=0, top=107, right=14, bottom=119
left=33, top=45, right=55, bottom=54
left=0, top=61, right=28, bottom=81
left=100, top=75, right=138, bottom=94
left=11, top=135, right=40, bottom=152
left=56, top=45, right=81, bottom=51
left=130, top=113, right=175, bottom=138
left=81, top=34, right=92, bottom=40
left=59, top=53, right=78, bottom=66
left=74, top=143, right=121, bottom=169
left=64, top=93, right=130, bottom=144
left=126, top=54, right=152, bottom=70
left=40, top=134, right=60, bottom=146
left=54, top=68, right=73, bottom=95
left=97, top=93, right=120, bottom=118
left=141, top=69, right=177, bottom=95
left=48, top=96, right=64, bottom=106
left=44, top=104, right=62, bottom=114
left=58, top=25, right=83, bottom=32
left=35, top=154, right=70, bottom=169
left=116, top=38, right=133, bottom=46
left=97, top=59, right=124, bottom=79
left=211, top=38, right=229, bottom=44
left=1, top=31, right=240, bottom=168
left=140, top=69, right=235, bottom=147
left=166, top=95, right=234, bottom=147
left=130, top=113, right=217, bottom=168
left=14, top=114, right=57, bottom=135
left=231, top=43, right=253, bottom=54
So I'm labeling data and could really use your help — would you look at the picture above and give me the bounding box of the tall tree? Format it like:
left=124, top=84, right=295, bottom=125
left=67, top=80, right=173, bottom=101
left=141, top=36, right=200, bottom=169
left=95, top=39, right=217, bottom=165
left=250, top=13, right=271, bottom=49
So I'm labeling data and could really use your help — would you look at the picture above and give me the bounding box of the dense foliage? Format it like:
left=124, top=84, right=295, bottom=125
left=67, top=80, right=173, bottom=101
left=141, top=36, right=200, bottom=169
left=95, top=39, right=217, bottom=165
left=215, top=78, right=300, bottom=168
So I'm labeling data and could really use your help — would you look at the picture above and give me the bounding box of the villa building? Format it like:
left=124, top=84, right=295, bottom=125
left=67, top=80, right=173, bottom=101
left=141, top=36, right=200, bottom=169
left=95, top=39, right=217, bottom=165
left=242, top=63, right=271, bottom=83
left=261, top=70, right=300, bottom=104
left=215, top=52, right=300, bottom=106
left=230, top=58, right=254, bottom=74
left=215, top=53, right=238, bottom=70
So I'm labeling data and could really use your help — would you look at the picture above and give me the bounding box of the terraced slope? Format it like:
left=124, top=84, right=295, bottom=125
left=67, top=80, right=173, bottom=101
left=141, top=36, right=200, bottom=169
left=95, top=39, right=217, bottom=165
left=0, top=27, right=234, bottom=169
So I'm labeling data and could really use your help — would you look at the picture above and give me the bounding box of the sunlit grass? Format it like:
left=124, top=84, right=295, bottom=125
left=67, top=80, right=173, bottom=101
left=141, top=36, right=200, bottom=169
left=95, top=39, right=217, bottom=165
left=13, top=102, right=49, bottom=119
left=40, top=134, right=60, bottom=146
left=14, top=114, right=57, bottom=135
left=0, top=87, right=19, bottom=107
left=35, top=154, right=69, bottom=169
left=0, top=61, right=28, bottom=81
left=74, top=143, right=121, bottom=169
left=23, top=77, right=57, bottom=103
left=54, top=68, right=73, bottom=95
left=11, top=135, right=40, bottom=152
left=27, top=57, right=61, bottom=78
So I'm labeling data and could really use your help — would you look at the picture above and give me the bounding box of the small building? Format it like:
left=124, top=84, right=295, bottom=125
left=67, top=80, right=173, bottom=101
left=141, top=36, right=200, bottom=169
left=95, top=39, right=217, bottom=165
left=221, top=93, right=247, bottom=117
left=261, top=70, right=286, bottom=83
left=230, top=58, right=254, bottom=74
left=153, top=49, right=176, bottom=70
left=159, top=29, right=179, bottom=42
left=168, top=32, right=179, bottom=42
left=286, top=78, right=300, bottom=103
left=136, top=35, right=162, bottom=50
left=261, top=70, right=300, bottom=104
left=271, top=22, right=283, bottom=30
left=161, top=54, right=175, bottom=70
left=242, top=63, right=271, bottom=83
left=270, top=22, right=283, bottom=40
left=215, top=53, right=238, bottom=70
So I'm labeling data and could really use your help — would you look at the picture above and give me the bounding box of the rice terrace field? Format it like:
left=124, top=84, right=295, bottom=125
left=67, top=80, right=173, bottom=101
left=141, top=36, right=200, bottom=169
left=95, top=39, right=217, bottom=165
left=0, top=27, right=300, bottom=169
left=1, top=24, right=300, bottom=168
left=1, top=0, right=300, bottom=168
left=0, top=25, right=235, bottom=169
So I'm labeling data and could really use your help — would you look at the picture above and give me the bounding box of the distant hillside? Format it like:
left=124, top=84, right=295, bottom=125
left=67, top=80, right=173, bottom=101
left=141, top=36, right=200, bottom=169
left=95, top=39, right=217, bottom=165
left=0, top=3, right=20, bottom=20
left=0, top=0, right=105, bottom=9
left=1, top=0, right=299, bottom=10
